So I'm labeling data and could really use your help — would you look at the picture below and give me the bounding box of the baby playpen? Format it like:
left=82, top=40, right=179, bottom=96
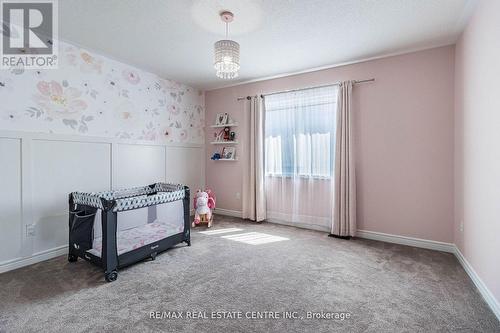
left=68, top=183, right=190, bottom=282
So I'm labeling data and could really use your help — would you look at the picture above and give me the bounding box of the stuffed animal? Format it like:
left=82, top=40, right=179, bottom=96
left=192, top=189, right=216, bottom=228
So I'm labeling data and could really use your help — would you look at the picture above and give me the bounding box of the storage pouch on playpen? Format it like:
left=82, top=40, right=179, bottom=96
left=69, top=209, right=96, bottom=251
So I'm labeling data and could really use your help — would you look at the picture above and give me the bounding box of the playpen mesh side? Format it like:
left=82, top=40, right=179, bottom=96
left=88, top=200, right=185, bottom=257
left=71, top=183, right=186, bottom=212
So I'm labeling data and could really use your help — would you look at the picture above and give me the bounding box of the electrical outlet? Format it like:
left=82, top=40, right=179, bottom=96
left=236, top=192, right=241, bottom=200
left=26, top=224, right=36, bottom=237
left=459, top=220, right=464, bottom=233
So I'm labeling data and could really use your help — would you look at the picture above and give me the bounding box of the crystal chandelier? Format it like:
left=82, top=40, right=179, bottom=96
left=214, top=11, right=240, bottom=79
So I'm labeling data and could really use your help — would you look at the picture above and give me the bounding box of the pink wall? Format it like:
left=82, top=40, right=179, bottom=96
left=206, top=45, right=455, bottom=243
left=454, top=0, right=500, bottom=308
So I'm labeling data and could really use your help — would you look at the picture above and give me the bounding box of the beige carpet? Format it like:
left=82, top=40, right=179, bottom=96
left=0, top=215, right=498, bottom=332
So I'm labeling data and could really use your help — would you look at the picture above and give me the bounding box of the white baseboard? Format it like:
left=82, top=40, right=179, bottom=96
left=454, top=247, right=500, bottom=321
left=355, top=230, right=499, bottom=320
left=214, top=208, right=242, bottom=218
left=355, top=230, right=456, bottom=253
left=0, top=245, right=68, bottom=274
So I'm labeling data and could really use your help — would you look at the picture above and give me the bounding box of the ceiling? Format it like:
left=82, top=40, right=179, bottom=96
left=58, top=0, right=475, bottom=90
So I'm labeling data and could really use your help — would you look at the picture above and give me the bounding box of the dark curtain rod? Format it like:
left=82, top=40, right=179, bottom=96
left=236, top=78, right=375, bottom=101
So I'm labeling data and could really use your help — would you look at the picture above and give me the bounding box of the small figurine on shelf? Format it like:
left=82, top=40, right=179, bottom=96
left=192, top=189, right=216, bottom=228
left=214, top=130, right=224, bottom=142
left=229, top=131, right=236, bottom=141
left=211, top=152, right=221, bottom=160
left=223, top=127, right=230, bottom=141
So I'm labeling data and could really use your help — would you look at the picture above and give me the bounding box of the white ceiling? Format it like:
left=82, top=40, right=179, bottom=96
left=58, top=0, right=475, bottom=90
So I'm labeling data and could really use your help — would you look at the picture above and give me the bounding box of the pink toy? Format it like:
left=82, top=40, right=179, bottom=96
left=192, top=189, right=216, bottom=228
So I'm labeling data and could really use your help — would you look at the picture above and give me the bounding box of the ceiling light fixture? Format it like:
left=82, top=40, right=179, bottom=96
left=214, top=11, right=240, bottom=79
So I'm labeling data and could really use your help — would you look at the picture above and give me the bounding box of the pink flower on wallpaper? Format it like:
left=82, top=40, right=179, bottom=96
left=168, top=104, right=180, bottom=115
left=35, top=81, right=87, bottom=118
left=112, top=100, right=141, bottom=135
left=179, top=129, right=188, bottom=141
left=122, top=69, right=141, bottom=84
left=80, top=52, right=102, bottom=73
left=65, top=47, right=102, bottom=73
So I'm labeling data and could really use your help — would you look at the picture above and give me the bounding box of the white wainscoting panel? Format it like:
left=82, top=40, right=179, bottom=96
left=0, top=138, right=22, bottom=263
left=0, top=131, right=204, bottom=273
left=31, top=140, right=111, bottom=253
left=166, top=146, right=204, bottom=195
left=113, top=143, right=166, bottom=189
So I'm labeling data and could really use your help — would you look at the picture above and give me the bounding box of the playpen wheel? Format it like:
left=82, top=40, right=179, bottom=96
left=150, top=252, right=157, bottom=261
left=68, top=254, right=78, bottom=262
left=191, top=222, right=196, bottom=227
left=105, top=270, right=118, bottom=282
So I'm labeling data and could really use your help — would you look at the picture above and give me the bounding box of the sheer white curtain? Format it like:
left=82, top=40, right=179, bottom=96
left=264, top=86, right=338, bottom=231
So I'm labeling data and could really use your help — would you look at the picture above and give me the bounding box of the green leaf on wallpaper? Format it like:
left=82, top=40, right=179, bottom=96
left=121, top=89, right=129, bottom=98
left=90, top=90, right=98, bottom=99
left=25, top=107, right=43, bottom=118
left=117, top=132, right=132, bottom=139
left=62, top=80, right=69, bottom=87
left=10, top=66, right=24, bottom=75
left=84, top=116, right=93, bottom=121
left=175, top=121, right=181, bottom=128
left=78, top=124, right=88, bottom=133
left=62, top=119, right=78, bottom=129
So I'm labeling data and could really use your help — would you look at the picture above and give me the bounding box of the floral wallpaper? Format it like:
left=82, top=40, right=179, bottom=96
left=0, top=41, right=205, bottom=144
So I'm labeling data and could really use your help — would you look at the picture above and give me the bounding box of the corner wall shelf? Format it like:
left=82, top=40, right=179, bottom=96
left=211, top=141, right=238, bottom=145
left=213, top=158, right=238, bottom=161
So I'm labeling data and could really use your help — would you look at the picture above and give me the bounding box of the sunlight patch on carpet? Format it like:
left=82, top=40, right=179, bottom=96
left=198, top=228, right=243, bottom=235
left=221, top=232, right=289, bottom=245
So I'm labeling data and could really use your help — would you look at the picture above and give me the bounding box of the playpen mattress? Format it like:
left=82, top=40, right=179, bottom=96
left=88, top=222, right=184, bottom=257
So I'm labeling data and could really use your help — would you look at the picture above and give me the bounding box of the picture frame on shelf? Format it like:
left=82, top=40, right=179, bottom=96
left=222, top=147, right=236, bottom=160
left=215, top=113, right=223, bottom=125
left=215, top=112, right=228, bottom=126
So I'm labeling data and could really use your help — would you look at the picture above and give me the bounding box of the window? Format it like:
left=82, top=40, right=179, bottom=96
left=264, top=86, right=338, bottom=178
